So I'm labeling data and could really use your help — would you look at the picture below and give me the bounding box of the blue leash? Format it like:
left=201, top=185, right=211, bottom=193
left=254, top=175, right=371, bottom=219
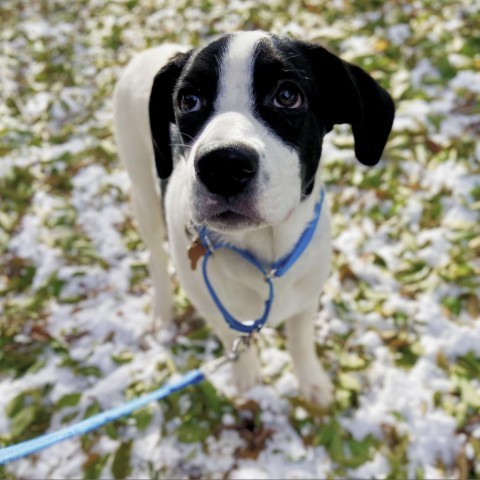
left=0, top=335, right=250, bottom=466
left=0, top=189, right=325, bottom=466
left=199, top=188, right=325, bottom=334
left=0, top=370, right=204, bottom=466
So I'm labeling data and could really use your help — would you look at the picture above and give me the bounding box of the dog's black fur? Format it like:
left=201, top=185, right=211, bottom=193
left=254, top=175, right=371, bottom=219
left=149, top=34, right=394, bottom=198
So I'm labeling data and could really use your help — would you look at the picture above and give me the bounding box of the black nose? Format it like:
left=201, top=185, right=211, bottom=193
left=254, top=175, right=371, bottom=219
left=196, top=146, right=259, bottom=197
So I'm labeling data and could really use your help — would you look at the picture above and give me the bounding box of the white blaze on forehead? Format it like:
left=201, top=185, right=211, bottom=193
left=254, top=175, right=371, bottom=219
left=216, top=31, right=269, bottom=113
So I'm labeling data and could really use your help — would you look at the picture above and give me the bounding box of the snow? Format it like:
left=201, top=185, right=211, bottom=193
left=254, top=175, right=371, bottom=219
left=1, top=0, right=479, bottom=478
left=350, top=452, right=390, bottom=479
left=451, top=70, right=480, bottom=94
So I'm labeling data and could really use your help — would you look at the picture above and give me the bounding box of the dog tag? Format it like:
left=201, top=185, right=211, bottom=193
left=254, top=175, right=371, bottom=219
left=188, top=238, right=207, bottom=270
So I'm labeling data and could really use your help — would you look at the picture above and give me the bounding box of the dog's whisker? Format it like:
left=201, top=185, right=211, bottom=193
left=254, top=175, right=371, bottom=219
left=169, top=143, right=192, bottom=149
left=179, top=132, right=196, bottom=142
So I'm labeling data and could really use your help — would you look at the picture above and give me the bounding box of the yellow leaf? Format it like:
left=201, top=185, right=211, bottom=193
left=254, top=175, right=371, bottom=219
left=375, top=39, right=389, bottom=52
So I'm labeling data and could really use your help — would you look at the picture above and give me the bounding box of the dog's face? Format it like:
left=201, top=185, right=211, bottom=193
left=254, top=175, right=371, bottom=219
left=149, top=31, right=394, bottom=232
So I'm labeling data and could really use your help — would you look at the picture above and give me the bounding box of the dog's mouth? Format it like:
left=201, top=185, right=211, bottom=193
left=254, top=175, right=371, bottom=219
left=207, top=209, right=262, bottom=231
left=193, top=186, right=265, bottom=232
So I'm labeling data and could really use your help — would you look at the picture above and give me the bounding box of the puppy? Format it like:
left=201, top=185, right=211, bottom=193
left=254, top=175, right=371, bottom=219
left=113, top=31, right=394, bottom=407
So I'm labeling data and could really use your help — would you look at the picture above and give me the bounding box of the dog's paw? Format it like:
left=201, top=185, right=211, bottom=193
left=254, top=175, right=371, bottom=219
left=232, top=352, right=263, bottom=393
left=296, top=363, right=333, bottom=408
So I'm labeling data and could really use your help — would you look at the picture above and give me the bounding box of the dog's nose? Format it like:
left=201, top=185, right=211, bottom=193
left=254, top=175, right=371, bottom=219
left=196, top=146, right=259, bottom=197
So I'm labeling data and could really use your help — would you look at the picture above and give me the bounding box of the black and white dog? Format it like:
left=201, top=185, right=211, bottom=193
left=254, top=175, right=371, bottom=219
left=114, top=31, right=394, bottom=407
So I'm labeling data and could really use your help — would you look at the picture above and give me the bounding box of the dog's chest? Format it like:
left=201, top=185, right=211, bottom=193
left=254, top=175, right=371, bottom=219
left=165, top=163, right=332, bottom=326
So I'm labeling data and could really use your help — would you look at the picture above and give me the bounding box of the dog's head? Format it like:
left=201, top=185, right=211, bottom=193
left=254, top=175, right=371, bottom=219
left=149, top=31, right=394, bottom=232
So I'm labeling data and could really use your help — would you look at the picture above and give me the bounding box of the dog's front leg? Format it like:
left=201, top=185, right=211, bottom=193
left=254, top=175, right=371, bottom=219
left=148, top=249, right=174, bottom=329
left=286, top=303, right=333, bottom=408
left=130, top=191, right=174, bottom=330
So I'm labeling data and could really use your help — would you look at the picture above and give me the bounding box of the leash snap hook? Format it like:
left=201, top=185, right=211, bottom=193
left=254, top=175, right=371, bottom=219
left=228, top=335, right=251, bottom=362
left=201, top=335, right=252, bottom=376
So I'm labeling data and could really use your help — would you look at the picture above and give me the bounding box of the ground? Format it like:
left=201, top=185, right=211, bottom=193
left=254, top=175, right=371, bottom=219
left=1, top=0, right=480, bottom=478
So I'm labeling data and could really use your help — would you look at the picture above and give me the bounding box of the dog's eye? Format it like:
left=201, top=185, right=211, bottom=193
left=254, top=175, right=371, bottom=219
left=179, top=93, right=202, bottom=112
left=273, top=83, right=303, bottom=109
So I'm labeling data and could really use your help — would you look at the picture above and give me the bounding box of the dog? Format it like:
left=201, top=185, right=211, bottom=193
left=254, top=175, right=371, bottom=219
left=113, top=31, right=394, bottom=407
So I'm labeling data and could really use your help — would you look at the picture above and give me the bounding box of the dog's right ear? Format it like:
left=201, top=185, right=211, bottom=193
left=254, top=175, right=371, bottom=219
left=299, top=42, right=395, bottom=166
left=149, top=50, right=193, bottom=179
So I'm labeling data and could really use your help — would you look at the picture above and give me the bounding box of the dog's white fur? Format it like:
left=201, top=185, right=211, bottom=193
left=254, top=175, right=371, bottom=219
left=114, top=33, right=334, bottom=406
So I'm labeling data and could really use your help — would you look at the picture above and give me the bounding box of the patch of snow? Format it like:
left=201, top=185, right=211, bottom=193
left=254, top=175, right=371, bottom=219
left=261, top=348, right=290, bottom=377
left=417, top=228, right=451, bottom=268
left=350, top=452, right=390, bottom=479
left=230, top=466, right=270, bottom=479
left=341, top=36, right=376, bottom=59
left=451, top=70, right=480, bottom=94
left=387, top=24, right=411, bottom=45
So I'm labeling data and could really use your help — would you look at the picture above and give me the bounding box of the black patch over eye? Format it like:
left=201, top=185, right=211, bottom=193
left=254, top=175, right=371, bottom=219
left=178, top=91, right=203, bottom=112
left=273, top=82, right=303, bottom=108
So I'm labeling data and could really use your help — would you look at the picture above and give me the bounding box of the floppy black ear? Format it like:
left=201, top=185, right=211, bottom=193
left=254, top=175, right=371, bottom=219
left=303, top=44, right=395, bottom=166
left=149, top=50, right=193, bottom=179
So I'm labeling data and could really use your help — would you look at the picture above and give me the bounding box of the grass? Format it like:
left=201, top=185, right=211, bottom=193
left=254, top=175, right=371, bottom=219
left=1, top=0, right=479, bottom=478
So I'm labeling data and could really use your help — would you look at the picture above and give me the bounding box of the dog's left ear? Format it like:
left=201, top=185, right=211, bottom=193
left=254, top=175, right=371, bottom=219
left=149, top=50, right=193, bottom=179
left=302, top=43, right=395, bottom=166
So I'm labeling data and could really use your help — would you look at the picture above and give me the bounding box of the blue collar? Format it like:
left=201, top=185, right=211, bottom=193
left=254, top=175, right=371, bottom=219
left=197, top=188, right=325, bottom=334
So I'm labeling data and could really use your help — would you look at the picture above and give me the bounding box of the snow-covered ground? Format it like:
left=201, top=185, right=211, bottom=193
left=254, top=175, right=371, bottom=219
left=1, top=0, right=479, bottom=478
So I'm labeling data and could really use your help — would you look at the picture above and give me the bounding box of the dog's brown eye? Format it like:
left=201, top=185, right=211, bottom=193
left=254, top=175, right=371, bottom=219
left=179, top=93, right=202, bottom=112
left=273, top=83, right=302, bottom=109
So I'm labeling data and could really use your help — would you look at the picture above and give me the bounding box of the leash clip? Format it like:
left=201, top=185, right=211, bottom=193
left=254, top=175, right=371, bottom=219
left=201, top=335, right=252, bottom=376
left=227, top=335, right=252, bottom=361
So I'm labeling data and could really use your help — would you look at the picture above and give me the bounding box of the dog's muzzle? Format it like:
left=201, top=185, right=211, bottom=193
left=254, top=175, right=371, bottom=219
left=195, top=145, right=259, bottom=197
